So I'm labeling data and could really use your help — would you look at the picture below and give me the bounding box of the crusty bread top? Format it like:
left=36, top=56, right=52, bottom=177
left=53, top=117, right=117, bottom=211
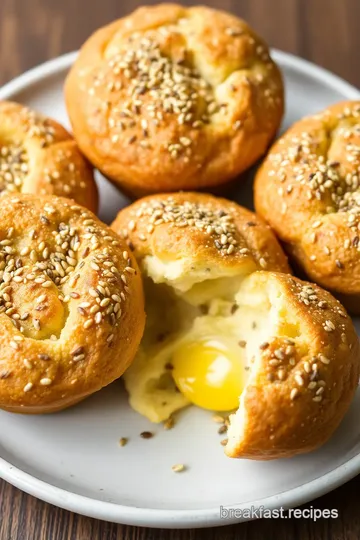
left=255, top=100, right=360, bottom=295
left=0, top=101, right=98, bottom=212
left=0, top=193, right=144, bottom=413
left=111, top=192, right=291, bottom=286
left=65, top=4, right=284, bottom=195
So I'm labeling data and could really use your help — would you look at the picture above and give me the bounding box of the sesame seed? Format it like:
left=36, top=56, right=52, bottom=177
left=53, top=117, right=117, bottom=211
left=73, top=353, right=85, bottom=362
left=312, top=221, right=322, bottom=229
left=23, top=382, right=33, bottom=392
left=259, top=257, right=267, bottom=268
left=212, top=414, right=225, bottom=424
left=163, top=416, right=175, bottom=430
left=140, top=431, right=153, bottom=439
left=324, top=320, right=335, bottom=331
left=83, top=319, right=93, bottom=329
left=303, top=361, right=311, bottom=373
left=40, top=378, right=52, bottom=386
left=89, top=288, right=99, bottom=298
left=119, top=437, right=128, bottom=447
left=172, top=464, right=186, bottom=473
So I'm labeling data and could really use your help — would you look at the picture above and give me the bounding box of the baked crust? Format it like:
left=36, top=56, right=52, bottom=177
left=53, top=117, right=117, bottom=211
left=0, top=194, right=145, bottom=413
left=65, top=4, right=284, bottom=197
left=255, top=100, right=360, bottom=312
left=112, top=192, right=359, bottom=459
left=226, top=271, right=360, bottom=460
left=0, top=101, right=98, bottom=212
left=111, top=192, right=291, bottom=278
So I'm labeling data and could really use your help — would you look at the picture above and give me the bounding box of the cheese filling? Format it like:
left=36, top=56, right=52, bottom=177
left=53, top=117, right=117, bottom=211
left=124, top=271, right=278, bottom=422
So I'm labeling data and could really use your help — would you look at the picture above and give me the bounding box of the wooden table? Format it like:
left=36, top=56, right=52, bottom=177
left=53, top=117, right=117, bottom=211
left=0, top=0, right=359, bottom=538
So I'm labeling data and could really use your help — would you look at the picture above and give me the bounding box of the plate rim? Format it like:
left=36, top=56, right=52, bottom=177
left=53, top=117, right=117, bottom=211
left=0, top=49, right=359, bottom=528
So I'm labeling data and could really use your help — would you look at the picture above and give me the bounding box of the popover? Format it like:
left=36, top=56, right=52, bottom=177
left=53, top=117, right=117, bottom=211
left=0, top=194, right=144, bottom=413
left=112, top=192, right=359, bottom=459
left=255, top=100, right=360, bottom=313
left=0, top=101, right=98, bottom=212
left=65, top=4, right=284, bottom=197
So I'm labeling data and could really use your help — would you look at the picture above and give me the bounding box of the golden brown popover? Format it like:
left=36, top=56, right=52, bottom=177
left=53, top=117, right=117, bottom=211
left=65, top=4, right=284, bottom=197
left=0, top=101, right=98, bottom=212
left=255, top=101, right=360, bottom=313
left=0, top=194, right=145, bottom=413
left=111, top=193, right=359, bottom=459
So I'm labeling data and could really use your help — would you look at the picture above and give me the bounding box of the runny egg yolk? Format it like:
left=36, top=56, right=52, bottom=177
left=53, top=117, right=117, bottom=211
left=172, top=338, right=246, bottom=412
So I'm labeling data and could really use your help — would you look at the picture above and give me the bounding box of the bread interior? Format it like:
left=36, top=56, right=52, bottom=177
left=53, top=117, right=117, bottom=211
left=225, top=275, right=305, bottom=456
left=124, top=269, right=301, bottom=425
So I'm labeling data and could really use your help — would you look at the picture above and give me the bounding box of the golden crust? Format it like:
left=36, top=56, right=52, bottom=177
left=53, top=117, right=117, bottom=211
left=65, top=4, right=284, bottom=197
left=111, top=192, right=291, bottom=278
left=255, top=100, right=360, bottom=312
left=226, top=271, right=360, bottom=460
left=0, top=101, right=98, bottom=212
left=112, top=192, right=359, bottom=459
left=0, top=194, right=145, bottom=413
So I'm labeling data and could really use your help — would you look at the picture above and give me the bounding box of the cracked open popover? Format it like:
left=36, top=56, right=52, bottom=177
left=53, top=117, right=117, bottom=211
left=0, top=194, right=144, bottom=413
left=112, top=192, right=360, bottom=460
left=65, top=4, right=284, bottom=197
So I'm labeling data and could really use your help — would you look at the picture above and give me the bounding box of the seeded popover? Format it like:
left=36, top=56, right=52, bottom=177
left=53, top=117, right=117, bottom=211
left=255, top=101, right=360, bottom=313
left=0, top=101, right=98, bottom=211
left=111, top=192, right=359, bottom=459
left=0, top=194, right=144, bottom=413
left=65, top=4, right=284, bottom=197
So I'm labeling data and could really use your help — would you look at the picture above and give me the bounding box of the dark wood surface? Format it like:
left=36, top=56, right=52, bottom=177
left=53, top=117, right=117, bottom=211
left=0, top=0, right=360, bottom=538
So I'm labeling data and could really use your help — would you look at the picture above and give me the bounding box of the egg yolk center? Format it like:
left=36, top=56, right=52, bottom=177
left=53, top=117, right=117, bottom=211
left=172, top=338, right=246, bottom=412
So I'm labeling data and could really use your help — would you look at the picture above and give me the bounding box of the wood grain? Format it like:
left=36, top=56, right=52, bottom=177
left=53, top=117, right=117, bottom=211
left=0, top=0, right=359, bottom=538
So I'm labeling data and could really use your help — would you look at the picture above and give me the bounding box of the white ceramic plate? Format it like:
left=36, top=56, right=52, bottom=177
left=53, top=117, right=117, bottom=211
left=0, top=51, right=359, bottom=529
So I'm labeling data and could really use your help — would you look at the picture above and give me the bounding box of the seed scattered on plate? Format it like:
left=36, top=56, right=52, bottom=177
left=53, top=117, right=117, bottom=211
left=119, top=437, right=128, bottom=447
left=163, top=416, right=175, bottom=430
left=140, top=431, right=154, bottom=439
left=212, top=414, right=225, bottom=424
left=172, top=464, right=186, bottom=473
left=220, top=438, right=228, bottom=446
left=218, top=425, right=227, bottom=435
